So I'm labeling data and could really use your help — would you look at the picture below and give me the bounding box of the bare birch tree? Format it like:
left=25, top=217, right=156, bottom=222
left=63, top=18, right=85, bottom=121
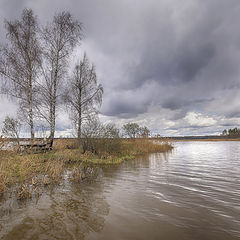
left=63, top=53, right=103, bottom=139
left=38, top=12, right=82, bottom=139
left=0, top=9, right=41, bottom=138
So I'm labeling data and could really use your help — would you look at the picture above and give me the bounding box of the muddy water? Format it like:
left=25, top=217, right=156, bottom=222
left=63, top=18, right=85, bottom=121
left=0, top=141, right=240, bottom=240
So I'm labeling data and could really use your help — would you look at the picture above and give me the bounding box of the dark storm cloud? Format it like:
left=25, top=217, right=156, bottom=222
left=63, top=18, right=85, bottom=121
left=101, top=98, right=148, bottom=118
left=130, top=41, right=216, bottom=88
left=171, top=44, right=215, bottom=83
left=162, top=98, right=215, bottom=111
left=1, top=0, right=240, bottom=135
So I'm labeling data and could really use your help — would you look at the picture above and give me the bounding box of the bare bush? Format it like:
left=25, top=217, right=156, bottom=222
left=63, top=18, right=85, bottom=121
left=2, top=116, right=21, bottom=140
left=81, top=118, right=121, bottom=155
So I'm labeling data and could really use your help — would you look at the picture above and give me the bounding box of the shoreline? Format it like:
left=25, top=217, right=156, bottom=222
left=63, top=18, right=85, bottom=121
left=0, top=139, right=173, bottom=199
left=168, top=138, right=240, bottom=142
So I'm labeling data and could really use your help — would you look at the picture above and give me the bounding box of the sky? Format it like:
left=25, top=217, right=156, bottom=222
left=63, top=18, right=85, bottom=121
left=0, top=0, right=240, bottom=136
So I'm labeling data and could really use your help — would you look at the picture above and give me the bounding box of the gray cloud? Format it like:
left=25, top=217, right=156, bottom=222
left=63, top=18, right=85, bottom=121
left=162, top=98, right=215, bottom=111
left=1, top=0, right=240, bottom=135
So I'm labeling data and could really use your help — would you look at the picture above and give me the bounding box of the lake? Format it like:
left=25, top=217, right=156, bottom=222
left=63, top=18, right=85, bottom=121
left=0, top=141, right=240, bottom=240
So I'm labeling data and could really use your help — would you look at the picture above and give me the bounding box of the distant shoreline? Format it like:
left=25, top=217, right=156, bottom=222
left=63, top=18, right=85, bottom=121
left=159, top=136, right=240, bottom=141
left=170, top=138, right=240, bottom=141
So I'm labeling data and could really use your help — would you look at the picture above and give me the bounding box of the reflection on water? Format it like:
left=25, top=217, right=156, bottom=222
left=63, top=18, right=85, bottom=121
left=0, top=181, right=110, bottom=240
left=1, top=141, right=240, bottom=240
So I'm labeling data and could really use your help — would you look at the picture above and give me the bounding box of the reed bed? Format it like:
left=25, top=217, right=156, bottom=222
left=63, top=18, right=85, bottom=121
left=121, top=139, right=173, bottom=155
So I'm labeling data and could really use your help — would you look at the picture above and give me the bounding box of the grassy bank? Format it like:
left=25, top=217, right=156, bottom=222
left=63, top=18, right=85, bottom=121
left=0, top=139, right=173, bottom=196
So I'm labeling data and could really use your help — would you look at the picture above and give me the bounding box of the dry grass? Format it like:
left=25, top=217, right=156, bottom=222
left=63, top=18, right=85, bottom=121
left=16, top=184, right=32, bottom=200
left=121, top=139, right=173, bottom=155
left=44, top=160, right=64, bottom=182
left=70, top=165, right=98, bottom=182
left=0, top=174, right=7, bottom=194
left=0, top=151, right=12, bottom=194
left=0, top=137, right=10, bottom=151
left=53, top=138, right=79, bottom=150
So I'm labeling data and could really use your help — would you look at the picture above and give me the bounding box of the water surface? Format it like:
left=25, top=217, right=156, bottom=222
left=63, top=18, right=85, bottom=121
left=1, top=141, right=240, bottom=240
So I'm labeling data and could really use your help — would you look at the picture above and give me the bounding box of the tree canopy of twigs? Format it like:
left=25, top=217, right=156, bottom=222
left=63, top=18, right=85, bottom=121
left=37, top=11, right=83, bottom=139
left=0, top=9, right=41, bottom=139
left=63, top=53, right=103, bottom=139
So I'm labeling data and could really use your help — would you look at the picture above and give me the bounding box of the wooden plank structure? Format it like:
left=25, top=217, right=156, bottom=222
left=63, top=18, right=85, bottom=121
left=18, top=138, right=53, bottom=154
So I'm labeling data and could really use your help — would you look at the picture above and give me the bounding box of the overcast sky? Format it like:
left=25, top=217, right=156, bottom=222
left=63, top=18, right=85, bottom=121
left=1, top=0, right=240, bottom=136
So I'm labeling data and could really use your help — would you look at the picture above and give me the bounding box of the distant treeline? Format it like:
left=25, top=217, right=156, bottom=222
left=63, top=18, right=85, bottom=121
left=221, top=128, right=240, bottom=137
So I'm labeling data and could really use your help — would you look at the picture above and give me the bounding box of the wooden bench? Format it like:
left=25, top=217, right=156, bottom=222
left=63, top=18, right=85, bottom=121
left=19, top=139, right=53, bottom=154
